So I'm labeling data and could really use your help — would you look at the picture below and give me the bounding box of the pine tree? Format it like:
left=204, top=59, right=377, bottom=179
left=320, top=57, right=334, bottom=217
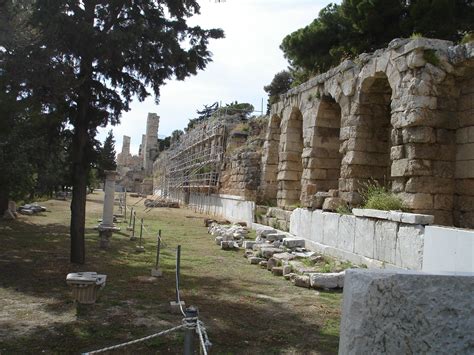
left=2, top=0, right=224, bottom=263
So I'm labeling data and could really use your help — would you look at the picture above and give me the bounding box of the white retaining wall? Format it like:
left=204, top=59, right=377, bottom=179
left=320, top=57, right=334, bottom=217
left=423, top=225, right=474, bottom=273
left=290, top=208, right=428, bottom=270
left=187, top=193, right=255, bottom=227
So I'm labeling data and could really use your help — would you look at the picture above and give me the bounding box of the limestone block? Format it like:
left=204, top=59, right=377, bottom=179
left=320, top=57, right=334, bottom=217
left=456, top=126, right=474, bottom=144
left=405, top=176, right=454, bottom=194
left=401, top=126, right=435, bottom=143
left=455, top=160, right=474, bottom=179
left=322, top=212, right=340, bottom=247
left=289, top=208, right=302, bottom=236
left=455, top=195, right=474, bottom=211
left=249, top=257, right=264, bottom=265
left=406, top=49, right=426, bottom=68
left=322, top=197, right=346, bottom=212
left=282, top=238, right=305, bottom=248
left=354, top=217, right=375, bottom=258
left=374, top=220, right=397, bottom=264
left=342, top=151, right=389, bottom=167
left=292, top=275, right=311, bottom=288
left=310, top=209, right=324, bottom=244
left=338, top=214, right=356, bottom=252
left=310, top=271, right=345, bottom=289
left=352, top=208, right=389, bottom=220
left=391, top=159, right=432, bottom=177
left=434, top=194, right=454, bottom=210
left=298, top=208, right=313, bottom=240
left=405, top=143, right=455, bottom=161
left=272, top=266, right=284, bottom=276
left=390, top=145, right=404, bottom=160
left=260, top=247, right=285, bottom=259
left=277, top=170, right=300, bottom=181
left=339, top=270, right=474, bottom=355
left=267, top=257, right=278, bottom=271
left=279, top=151, right=301, bottom=162
left=433, top=160, right=454, bottom=178
left=302, top=168, right=327, bottom=180
left=306, top=157, right=341, bottom=169
left=395, top=224, right=424, bottom=270
left=456, top=143, right=474, bottom=160
left=243, top=241, right=257, bottom=250
left=455, top=179, right=474, bottom=196
left=398, top=192, right=433, bottom=210
left=388, top=211, right=434, bottom=225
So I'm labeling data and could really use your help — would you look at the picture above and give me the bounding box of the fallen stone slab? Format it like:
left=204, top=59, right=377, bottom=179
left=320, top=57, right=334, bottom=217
left=215, top=236, right=223, bottom=245
left=220, top=241, right=238, bottom=250
left=256, top=228, right=278, bottom=237
left=265, top=233, right=286, bottom=242
left=259, top=260, right=268, bottom=268
left=272, top=252, right=296, bottom=262
left=272, top=267, right=283, bottom=276
left=267, top=257, right=279, bottom=271
left=309, top=271, right=345, bottom=289
left=339, top=269, right=474, bottom=355
left=282, top=238, right=305, bottom=248
left=292, top=275, right=311, bottom=288
left=282, top=265, right=292, bottom=276
left=243, top=241, right=257, bottom=249
left=260, top=247, right=285, bottom=259
left=249, top=257, right=264, bottom=265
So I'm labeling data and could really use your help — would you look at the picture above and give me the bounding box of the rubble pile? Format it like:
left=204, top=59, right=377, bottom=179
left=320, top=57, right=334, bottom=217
left=18, top=203, right=47, bottom=215
left=210, top=223, right=349, bottom=290
left=144, top=198, right=179, bottom=208
left=208, top=223, right=249, bottom=250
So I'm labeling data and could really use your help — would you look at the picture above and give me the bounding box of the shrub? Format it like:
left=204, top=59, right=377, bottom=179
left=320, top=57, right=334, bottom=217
left=359, top=180, right=405, bottom=211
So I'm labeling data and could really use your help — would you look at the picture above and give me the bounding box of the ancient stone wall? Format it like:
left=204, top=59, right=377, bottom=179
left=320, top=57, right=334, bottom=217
left=219, top=119, right=266, bottom=200
left=261, top=38, right=474, bottom=227
left=143, top=113, right=160, bottom=176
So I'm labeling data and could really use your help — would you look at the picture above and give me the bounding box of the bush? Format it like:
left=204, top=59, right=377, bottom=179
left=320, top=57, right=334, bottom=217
left=359, top=180, right=405, bottom=211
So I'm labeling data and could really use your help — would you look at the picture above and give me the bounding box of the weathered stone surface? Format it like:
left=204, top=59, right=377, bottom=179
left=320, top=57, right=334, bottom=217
left=260, top=247, right=285, bottom=259
left=322, top=197, right=346, bottom=211
left=282, top=238, right=305, bottom=248
left=249, top=257, right=264, bottom=265
left=339, top=269, right=474, bottom=355
left=309, top=271, right=345, bottom=289
left=292, top=275, right=311, bottom=288
left=267, top=257, right=279, bottom=271
left=272, top=267, right=284, bottom=276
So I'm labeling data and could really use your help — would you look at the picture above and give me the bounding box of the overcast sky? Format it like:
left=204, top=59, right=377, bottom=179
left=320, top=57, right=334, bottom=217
left=97, top=0, right=336, bottom=155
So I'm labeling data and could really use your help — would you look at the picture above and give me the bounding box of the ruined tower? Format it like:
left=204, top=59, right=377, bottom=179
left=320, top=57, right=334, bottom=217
left=143, top=113, right=160, bottom=176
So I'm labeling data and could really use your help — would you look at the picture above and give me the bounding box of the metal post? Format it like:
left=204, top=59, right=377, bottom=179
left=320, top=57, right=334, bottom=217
left=124, top=189, right=127, bottom=223
left=139, top=218, right=143, bottom=245
left=156, top=230, right=161, bottom=269
left=130, top=212, right=136, bottom=240
left=176, top=245, right=181, bottom=303
left=128, top=207, right=134, bottom=228
left=183, top=306, right=198, bottom=355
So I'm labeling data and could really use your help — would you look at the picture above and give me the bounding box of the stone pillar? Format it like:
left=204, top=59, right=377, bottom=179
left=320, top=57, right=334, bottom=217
left=100, top=171, right=118, bottom=228
left=143, top=113, right=160, bottom=176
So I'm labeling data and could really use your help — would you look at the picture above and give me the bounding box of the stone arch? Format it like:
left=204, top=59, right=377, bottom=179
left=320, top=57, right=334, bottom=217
left=277, top=107, right=304, bottom=207
left=339, top=72, right=393, bottom=204
left=301, top=95, right=342, bottom=206
left=259, top=114, right=282, bottom=204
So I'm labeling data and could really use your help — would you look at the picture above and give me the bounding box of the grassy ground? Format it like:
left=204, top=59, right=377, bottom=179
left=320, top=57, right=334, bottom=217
left=0, top=192, right=342, bottom=354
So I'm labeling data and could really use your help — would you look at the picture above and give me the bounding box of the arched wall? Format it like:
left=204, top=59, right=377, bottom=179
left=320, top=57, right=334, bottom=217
left=277, top=107, right=304, bottom=207
left=339, top=73, right=393, bottom=204
left=261, top=38, right=474, bottom=226
left=301, top=95, right=342, bottom=206
left=259, top=114, right=282, bottom=204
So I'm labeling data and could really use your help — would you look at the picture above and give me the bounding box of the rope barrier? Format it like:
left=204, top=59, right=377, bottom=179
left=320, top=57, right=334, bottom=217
left=197, top=320, right=210, bottom=355
left=82, top=323, right=186, bottom=355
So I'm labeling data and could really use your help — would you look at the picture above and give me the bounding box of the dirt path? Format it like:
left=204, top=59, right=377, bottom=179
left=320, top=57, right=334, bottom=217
left=0, top=192, right=341, bottom=354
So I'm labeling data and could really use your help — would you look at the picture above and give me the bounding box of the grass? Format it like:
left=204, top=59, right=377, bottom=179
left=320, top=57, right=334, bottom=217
left=0, top=191, right=342, bottom=354
left=359, top=180, right=405, bottom=211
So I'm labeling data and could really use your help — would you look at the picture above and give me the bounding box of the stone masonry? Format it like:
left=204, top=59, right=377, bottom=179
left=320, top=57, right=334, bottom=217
left=143, top=113, right=160, bottom=176
left=261, top=38, right=474, bottom=227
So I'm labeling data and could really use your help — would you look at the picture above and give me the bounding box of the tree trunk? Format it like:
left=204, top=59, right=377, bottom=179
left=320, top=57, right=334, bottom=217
left=0, top=189, right=9, bottom=216
left=70, top=121, right=89, bottom=264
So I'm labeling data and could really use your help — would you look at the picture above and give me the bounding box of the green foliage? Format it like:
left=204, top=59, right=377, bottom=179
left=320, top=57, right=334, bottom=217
left=263, top=70, right=293, bottom=113
left=423, top=49, right=440, bottom=66
left=336, top=204, right=352, bottom=215
left=280, top=0, right=474, bottom=74
left=97, top=130, right=117, bottom=180
left=461, top=32, right=474, bottom=44
left=410, top=32, right=423, bottom=39
left=359, top=180, right=405, bottom=211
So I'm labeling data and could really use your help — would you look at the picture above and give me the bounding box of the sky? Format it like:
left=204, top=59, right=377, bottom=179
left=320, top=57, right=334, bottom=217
left=97, top=0, right=336, bottom=155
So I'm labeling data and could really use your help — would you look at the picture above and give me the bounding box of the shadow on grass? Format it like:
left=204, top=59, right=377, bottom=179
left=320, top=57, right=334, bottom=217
left=0, top=218, right=340, bottom=355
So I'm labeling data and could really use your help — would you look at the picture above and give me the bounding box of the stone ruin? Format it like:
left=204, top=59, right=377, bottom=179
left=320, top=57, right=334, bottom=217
left=117, top=113, right=160, bottom=194
left=151, top=37, right=473, bottom=229
left=260, top=38, right=474, bottom=228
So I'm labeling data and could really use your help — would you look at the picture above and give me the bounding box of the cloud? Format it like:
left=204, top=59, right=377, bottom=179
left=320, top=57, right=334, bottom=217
left=98, top=0, right=334, bottom=155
